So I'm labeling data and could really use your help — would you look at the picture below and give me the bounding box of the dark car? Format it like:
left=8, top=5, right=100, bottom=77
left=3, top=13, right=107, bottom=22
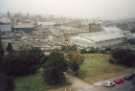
left=124, top=74, right=135, bottom=81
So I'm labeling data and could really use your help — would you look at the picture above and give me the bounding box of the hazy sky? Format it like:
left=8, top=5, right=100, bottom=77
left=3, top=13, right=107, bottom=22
left=1, top=0, right=135, bottom=20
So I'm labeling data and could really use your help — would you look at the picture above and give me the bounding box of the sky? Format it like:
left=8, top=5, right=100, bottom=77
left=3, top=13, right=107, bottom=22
left=0, top=0, right=135, bottom=20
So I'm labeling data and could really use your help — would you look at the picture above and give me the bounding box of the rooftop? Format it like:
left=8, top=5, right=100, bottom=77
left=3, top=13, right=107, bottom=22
left=0, top=17, right=11, bottom=24
left=72, top=27, right=125, bottom=42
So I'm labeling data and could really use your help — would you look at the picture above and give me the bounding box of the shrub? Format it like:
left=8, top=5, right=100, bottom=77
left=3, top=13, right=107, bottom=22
left=81, top=47, right=109, bottom=53
left=62, top=45, right=77, bottom=52
left=6, top=42, right=14, bottom=53
left=80, top=48, right=87, bottom=53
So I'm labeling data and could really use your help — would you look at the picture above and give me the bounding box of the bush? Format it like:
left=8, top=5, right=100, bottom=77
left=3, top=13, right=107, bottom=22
left=80, top=48, right=87, bottom=53
left=62, top=45, right=77, bottom=52
left=43, top=51, right=68, bottom=85
left=0, top=74, right=15, bottom=91
left=6, top=43, right=14, bottom=53
left=81, top=47, right=111, bottom=54
left=0, top=47, right=46, bottom=76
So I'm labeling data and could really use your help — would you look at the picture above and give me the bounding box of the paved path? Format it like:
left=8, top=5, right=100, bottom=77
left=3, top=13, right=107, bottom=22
left=66, top=74, right=107, bottom=91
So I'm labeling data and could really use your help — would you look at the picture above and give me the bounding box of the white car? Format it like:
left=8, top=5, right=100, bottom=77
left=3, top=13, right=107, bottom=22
left=103, top=80, right=115, bottom=87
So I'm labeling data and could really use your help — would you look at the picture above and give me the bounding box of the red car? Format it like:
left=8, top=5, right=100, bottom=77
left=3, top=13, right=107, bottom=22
left=114, top=78, right=124, bottom=85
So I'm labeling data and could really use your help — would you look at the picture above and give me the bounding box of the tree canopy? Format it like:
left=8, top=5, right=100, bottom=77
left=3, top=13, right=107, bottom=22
left=43, top=51, right=68, bottom=85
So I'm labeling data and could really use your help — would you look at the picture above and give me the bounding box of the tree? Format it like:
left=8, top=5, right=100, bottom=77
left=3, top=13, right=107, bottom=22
left=1, top=47, right=46, bottom=76
left=67, top=51, right=84, bottom=65
left=69, top=62, right=80, bottom=75
left=109, top=47, right=135, bottom=67
left=43, top=51, right=68, bottom=85
left=67, top=51, right=84, bottom=75
left=0, top=31, right=4, bottom=61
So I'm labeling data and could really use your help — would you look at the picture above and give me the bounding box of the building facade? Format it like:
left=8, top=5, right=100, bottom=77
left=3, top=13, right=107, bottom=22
left=0, top=17, right=12, bottom=32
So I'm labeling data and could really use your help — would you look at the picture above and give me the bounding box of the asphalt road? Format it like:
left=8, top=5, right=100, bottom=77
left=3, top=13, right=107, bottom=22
left=66, top=74, right=135, bottom=91
left=104, top=81, right=135, bottom=91
left=77, top=81, right=135, bottom=91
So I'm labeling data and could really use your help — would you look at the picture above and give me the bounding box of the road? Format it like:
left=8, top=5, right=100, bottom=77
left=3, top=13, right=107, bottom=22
left=66, top=74, right=134, bottom=91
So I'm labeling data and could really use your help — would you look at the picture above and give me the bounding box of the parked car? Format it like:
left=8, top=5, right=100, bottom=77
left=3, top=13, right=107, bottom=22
left=124, top=73, right=135, bottom=81
left=103, top=80, right=115, bottom=87
left=114, top=78, right=124, bottom=85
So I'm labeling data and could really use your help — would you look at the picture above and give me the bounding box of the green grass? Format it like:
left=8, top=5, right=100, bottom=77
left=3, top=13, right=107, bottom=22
left=15, top=71, right=47, bottom=91
left=79, top=53, right=126, bottom=83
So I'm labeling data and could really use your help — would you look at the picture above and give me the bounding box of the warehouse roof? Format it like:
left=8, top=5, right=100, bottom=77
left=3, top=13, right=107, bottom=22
left=70, top=27, right=126, bottom=48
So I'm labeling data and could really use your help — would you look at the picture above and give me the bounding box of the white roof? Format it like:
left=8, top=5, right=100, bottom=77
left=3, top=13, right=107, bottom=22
left=70, top=27, right=126, bottom=48
left=70, top=36, right=93, bottom=44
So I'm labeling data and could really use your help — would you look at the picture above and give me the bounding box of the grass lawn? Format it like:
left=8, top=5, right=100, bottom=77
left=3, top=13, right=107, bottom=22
left=15, top=72, right=47, bottom=91
left=48, top=86, right=70, bottom=91
left=79, top=53, right=127, bottom=84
